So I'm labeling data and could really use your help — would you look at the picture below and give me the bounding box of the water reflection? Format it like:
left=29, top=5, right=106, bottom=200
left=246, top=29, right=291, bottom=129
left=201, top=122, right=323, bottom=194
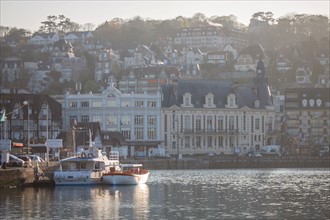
left=0, top=169, right=329, bottom=219
left=103, top=184, right=150, bottom=219
left=147, top=169, right=330, bottom=219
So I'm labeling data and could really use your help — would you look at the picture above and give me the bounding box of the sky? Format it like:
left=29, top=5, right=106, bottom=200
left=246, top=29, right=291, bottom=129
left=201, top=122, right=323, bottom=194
left=1, top=0, right=329, bottom=32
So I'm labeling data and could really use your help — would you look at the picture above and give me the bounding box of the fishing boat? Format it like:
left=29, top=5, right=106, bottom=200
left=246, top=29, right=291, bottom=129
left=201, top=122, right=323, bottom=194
left=53, top=131, right=120, bottom=186
left=102, top=163, right=149, bottom=185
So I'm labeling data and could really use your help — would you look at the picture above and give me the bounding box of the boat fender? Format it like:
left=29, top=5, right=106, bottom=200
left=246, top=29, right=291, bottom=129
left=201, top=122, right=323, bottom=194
left=81, top=152, right=86, bottom=157
left=88, top=153, right=94, bottom=158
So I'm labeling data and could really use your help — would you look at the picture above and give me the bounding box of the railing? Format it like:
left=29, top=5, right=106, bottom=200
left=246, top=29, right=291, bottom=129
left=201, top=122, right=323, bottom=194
left=183, top=129, right=239, bottom=135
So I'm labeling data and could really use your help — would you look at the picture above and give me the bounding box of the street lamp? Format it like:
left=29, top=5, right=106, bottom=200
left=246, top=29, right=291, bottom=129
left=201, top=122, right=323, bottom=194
left=23, top=101, right=29, bottom=155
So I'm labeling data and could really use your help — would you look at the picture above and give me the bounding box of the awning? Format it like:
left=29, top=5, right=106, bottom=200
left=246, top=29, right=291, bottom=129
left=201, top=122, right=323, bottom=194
left=12, top=142, right=24, bottom=147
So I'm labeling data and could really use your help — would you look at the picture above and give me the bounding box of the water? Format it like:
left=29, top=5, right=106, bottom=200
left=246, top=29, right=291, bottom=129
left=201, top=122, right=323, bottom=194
left=1, top=168, right=329, bottom=219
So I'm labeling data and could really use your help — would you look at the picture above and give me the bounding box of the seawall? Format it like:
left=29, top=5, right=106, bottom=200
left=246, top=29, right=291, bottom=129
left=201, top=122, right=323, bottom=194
left=122, top=156, right=330, bottom=170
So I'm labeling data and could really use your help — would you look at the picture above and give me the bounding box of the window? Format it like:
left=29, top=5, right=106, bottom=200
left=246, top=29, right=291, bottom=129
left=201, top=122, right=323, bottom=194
left=182, top=93, right=192, bottom=107
left=196, top=116, right=201, bottom=131
left=81, top=115, right=89, bottom=122
left=255, top=118, right=260, bottom=130
left=218, top=136, right=223, bottom=147
left=93, top=116, right=102, bottom=122
left=106, top=116, right=116, bottom=125
left=204, top=93, right=215, bottom=108
left=184, top=136, right=190, bottom=148
left=207, top=97, right=212, bottom=106
left=184, top=97, right=189, bottom=106
left=147, top=115, right=156, bottom=126
left=121, top=101, right=130, bottom=107
left=196, top=136, right=201, bottom=147
left=229, top=136, right=234, bottom=147
left=207, top=116, right=212, bottom=131
left=134, top=115, right=144, bottom=125
left=108, top=100, right=116, bottom=107
left=69, top=102, right=77, bottom=108
left=122, top=130, right=130, bottom=139
left=147, top=127, right=156, bottom=140
left=164, top=115, right=168, bottom=132
left=229, top=98, right=234, bottom=106
left=121, top=116, right=130, bottom=126
left=229, top=116, right=235, bottom=130
left=69, top=116, right=77, bottom=125
left=134, top=127, right=144, bottom=140
left=184, top=115, right=191, bottom=130
left=135, top=101, right=144, bottom=107
left=218, top=116, right=224, bottom=131
left=93, top=101, right=102, bottom=107
left=207, top=136, right=212, bottom=148
left=81, top=101, right=89, bottom=107
left=147, top=101, right=156, bottom=107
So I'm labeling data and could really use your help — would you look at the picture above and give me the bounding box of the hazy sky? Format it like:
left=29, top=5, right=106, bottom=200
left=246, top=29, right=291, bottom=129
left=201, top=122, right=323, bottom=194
left=1, top=1, right=329, bottom=32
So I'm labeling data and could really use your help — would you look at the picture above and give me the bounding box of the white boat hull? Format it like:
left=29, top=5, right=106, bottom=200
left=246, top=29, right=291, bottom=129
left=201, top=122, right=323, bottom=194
left=54, top=170, right=104, bottom=186
left=102, top=172, right=149, bottom=185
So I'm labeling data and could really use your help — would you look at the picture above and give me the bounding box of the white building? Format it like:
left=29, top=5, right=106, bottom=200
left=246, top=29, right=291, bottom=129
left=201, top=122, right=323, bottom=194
left=62, top=82, right=163, bottom=157
left=161, top=60, right=278, bottom=157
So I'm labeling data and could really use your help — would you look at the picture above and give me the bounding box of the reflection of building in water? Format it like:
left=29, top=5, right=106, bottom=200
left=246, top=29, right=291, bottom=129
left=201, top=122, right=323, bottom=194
left=2, top=185, right=149, bottom=219
left=105, top=185, right=150, bottom=219
left=90, top=187, right=114, bottom=218
left=133, top=184, right=150, bottom=218
left=83, top=184, right=150, bottom=219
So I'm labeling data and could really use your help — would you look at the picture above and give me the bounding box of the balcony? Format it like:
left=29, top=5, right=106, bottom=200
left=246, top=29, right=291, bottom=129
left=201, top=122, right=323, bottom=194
left=183, top=129, right=239, bottom=135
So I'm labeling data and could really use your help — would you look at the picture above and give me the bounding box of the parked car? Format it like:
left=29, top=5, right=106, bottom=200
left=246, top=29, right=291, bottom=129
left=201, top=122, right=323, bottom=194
left=28, top=155, right=45, bottom=162
left=1, top=154, right=26, bottom=167
left=15, top=154, right=33, bottom=167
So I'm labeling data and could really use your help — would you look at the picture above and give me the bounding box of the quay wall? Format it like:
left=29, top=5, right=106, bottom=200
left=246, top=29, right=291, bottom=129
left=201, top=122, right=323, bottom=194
left=123, top=156, right=330, bottom=170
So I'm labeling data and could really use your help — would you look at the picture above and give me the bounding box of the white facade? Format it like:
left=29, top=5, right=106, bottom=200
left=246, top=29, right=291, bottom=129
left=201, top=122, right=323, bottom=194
left=62, top=83, right=162, bottom=147
left=28, top=33, right=60, bottom=45
left=162, top=104, right=276, bottom=156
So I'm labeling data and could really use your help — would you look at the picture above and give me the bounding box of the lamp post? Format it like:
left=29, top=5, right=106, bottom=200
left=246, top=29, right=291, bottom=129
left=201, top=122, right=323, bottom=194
left=23, top=101, right=29, bottom=155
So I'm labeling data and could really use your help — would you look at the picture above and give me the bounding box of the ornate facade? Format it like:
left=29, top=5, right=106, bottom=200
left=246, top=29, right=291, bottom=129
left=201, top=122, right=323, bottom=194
left=161, top=59, right=278, bottom=156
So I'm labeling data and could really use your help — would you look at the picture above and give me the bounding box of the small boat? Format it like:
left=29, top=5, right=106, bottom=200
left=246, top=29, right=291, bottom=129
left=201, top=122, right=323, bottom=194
left=53, top=130, right=120, bottom=186
left=102, top=163, right=150, bottom=185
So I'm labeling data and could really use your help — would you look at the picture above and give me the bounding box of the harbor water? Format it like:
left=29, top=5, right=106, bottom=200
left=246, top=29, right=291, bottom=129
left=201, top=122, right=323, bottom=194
left=1, top=168, right=329, bottom=219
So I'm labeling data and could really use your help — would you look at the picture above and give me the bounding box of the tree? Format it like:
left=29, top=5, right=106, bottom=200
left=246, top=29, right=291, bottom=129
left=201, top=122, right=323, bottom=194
left=4, top=28, right=30, bottom=44
left=84, top=80, right=99, bottom=93
left=39, top=15, right=58, bottom=33
left=191, top=13, right=207, bottom=27
left=0, top=26, right=10, bottom=37
left=39, top=15, right=80, bottom=35
left=0, top=42, right=13, bottom=58
left=82, top=23, right=95, bottom=31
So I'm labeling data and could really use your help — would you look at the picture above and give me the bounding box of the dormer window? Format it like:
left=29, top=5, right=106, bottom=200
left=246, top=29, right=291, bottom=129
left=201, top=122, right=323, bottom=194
left=225, top=93, right=238, bottom=109
left=255, top=100, right=260, bottom=108
left=181, top=93, right=193, bottom=107
left=203, top=93, right=216, bottom=108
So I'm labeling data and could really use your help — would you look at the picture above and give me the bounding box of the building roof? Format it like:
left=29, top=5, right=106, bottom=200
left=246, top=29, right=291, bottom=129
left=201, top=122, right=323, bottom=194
left=161, top=60, right=273, bottom=109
